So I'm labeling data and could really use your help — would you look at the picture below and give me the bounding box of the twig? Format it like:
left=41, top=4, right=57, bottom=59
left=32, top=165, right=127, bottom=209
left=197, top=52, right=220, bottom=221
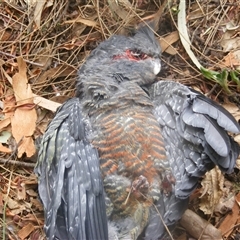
left=206, top=83, right=218, bottom=97
left=140, top=192, right=174, bottom=240
left=222, top=222, right=240, bottom=236
left=0, top=51, right=44, bottom=67
left=0, top=158, right=36, bottom=168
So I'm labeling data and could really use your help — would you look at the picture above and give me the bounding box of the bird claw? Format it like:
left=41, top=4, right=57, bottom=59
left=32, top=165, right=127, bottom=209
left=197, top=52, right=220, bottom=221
left=162, top=172, right=175, bottom=195
left=132, top=175, right=149, bottom=194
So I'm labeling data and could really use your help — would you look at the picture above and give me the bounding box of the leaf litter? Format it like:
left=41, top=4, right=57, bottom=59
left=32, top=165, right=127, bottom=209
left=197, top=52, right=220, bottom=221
left=0, top=0, right=239, bottom=239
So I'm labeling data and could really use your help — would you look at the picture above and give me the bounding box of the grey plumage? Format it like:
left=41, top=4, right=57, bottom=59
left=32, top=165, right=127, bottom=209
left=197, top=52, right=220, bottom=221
left=150, top=80, right=239, bottom=199
left=35, top=98, right=108, bottom=239
left=35, top=23, right=240, bottom=240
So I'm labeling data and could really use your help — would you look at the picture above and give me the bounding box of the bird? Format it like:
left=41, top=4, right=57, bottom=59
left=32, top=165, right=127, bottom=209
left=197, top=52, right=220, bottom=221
left=35, top=22, right=240, bottom=240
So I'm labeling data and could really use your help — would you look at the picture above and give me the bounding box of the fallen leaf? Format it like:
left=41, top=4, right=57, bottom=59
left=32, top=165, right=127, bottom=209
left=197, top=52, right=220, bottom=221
left=11, top=57, right=37, bottom=157
left=12, top=58, right=34, bottom=104
left=159, top=31, right=179, bottom=54
left=0, top=143, right=11, bottom=153
left=33, top=0, right=47, bottom=29
left=4, top=196, right=19, bottom=210
left=65, top=17, right=98, bottom=27
left=199, top=167, right=225, bottom=215
left=214, top=195, right=235, bottom=215
left=31, top=198, right=44, bottom=211
left=223, top=102, right=240, bottom=116
left=26, top=189, right=38, bottom=197
left=15, top=134, right=36, bottom=158
left=33, top=94, right=61, bottom=112
left=18, top=222, right=35, bottom=240
left=22, top=213, right=44, bottom=223
left=218, top=200, right=239, bottom=238
left=219, top=50, right=240, bottom=68
left=25, top=0, right=39, bottom=6
left=0, top=118, right=11, bottom=131
left=188, top=2, right=205, bottom=20
left=235, top=192, right=240, bottom=207
left=37, top=65, right=76, bottom=84
left=2, top=91, right=15, bottom=118
left=221, top=38, right=240, bottom=52
left=31, top=44, right=54, bottom=69
left=17, top=181, right=26, bottom=200
left=107, top=0, right=133, bottom=20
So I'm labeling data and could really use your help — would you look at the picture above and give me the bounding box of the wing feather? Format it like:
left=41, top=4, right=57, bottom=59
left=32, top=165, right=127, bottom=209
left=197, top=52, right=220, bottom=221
left=35, top=98, right=108, bottom=240
left=150, top=80, right=240, bottom=198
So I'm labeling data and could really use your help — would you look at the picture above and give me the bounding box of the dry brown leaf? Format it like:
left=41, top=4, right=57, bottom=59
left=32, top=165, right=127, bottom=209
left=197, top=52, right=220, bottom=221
left=1, top=64, right=13, bottom=84
left=0, top=28, right=12, bottom=41
left=16, top=133, right=36, bottom=158
left=223, top=104, right=240, bottom=154
left=221, top=38, right=240, bottom=52
left=2, top=91, right=15, bottom=118
left=235, top=192, right=240, bottom=207
left=24, top=175, right=38, bottom=185
left=222, top=103, right=240, bottom=117
left=17, top=182, right=26, bottom=200
left=11, top=57, right=37, bottom=157
left=180, top=209, right=222, bottom=239
left=235, top=135, right=240, bottom=144
left=12, top=58, right=34, bottom=104
left=107, top=0, right=132, bottom=20
left=0, top=143, right=12, bottom=153
left=214, top=195, right=235, bottom=216
left=218, top=200, right=240, bottom=238
left=159, top=31, right=179, bottom=54
left=18, top=222, right=35, bottom=240
left=26, top=189, right=38, bottom=197
left=164, top=46, right=177, bottom=55
left=31, top=198, right=44, bottom=211
left=199, top=167, right=225, bottom=215
left=188, top=2, right=205, bottom=20
left=65, top=18, right=98, bottom=27
left=22, top=213, right=44, bottom=224
left=37, top=65, right=76, bottom=84
left=34, top=0, right=48, bottom=29
left=218, top=50, right=240, bottom=68
left=50, top=95, right=70, bottom=104
left=25, top=0, right=39, bottom=6
left=4, top=196, right=19, bottom=210
left=31, top=44, right=54, bottom=70
left=0, top=118, right=11, bottom=131
left=33, top=94, right=61, bottom=112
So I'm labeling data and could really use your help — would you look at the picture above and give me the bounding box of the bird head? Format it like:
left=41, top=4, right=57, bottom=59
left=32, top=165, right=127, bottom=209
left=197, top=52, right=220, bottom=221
left=77, top=23, right=161, bottom=101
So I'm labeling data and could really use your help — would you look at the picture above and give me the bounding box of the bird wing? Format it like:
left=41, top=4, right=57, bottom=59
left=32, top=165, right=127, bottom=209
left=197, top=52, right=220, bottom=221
left=35, top=98, right=108, bottom=240
left=149, top=80, right=240, bottom=199
left=143, top=80, right=240, bottom=238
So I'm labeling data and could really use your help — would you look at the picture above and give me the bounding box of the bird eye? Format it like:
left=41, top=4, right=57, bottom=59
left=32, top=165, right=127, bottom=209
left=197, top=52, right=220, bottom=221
left=112, top=49, right=149, bottom=61
left=126, top=49, right=148, bottom=61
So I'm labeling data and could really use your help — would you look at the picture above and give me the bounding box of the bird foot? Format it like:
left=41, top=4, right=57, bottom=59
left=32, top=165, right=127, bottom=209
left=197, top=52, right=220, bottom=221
left=161, top=172, right=175, bottom=195
left=132, top=175, right=149, bottom=195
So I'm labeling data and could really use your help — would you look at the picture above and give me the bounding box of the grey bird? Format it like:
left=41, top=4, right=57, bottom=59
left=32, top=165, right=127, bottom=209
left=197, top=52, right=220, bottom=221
left=35, top=23, right=240, bottom=240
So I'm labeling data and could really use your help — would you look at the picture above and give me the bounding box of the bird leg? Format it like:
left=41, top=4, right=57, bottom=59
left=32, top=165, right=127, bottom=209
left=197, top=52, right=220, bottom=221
left=131, top=175, right=150, bottom=198
left=124, top=175, right=150, bottom=205
left=161, top=172, right=176, bottom=196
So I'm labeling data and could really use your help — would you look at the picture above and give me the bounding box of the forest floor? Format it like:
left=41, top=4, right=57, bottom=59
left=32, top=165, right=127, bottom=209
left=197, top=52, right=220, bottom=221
left=0, top=0, right=240, bottom=239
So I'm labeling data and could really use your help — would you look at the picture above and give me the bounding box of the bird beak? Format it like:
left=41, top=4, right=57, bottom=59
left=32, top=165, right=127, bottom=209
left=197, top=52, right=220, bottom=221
left=153, top=58, right=161, bottom=75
